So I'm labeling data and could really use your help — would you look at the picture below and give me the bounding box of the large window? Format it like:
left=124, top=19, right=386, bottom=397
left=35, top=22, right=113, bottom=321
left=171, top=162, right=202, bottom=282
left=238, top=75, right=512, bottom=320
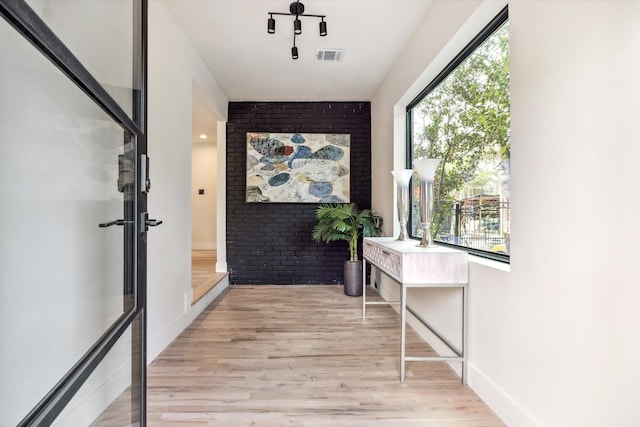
left=407, top=7, right=510, bottom=261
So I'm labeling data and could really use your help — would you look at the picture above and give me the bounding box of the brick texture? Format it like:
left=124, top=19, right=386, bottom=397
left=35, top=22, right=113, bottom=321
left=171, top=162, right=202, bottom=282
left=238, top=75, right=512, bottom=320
left=226, top=102, right=372, bottom=285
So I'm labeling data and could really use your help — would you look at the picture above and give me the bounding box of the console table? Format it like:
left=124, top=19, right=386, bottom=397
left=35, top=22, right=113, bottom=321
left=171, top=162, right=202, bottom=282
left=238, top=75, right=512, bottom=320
left=362, top=237, right=469, bottom=383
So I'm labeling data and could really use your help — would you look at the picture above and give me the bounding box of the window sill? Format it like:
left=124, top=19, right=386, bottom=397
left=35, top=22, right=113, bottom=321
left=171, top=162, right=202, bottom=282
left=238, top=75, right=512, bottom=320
left=469, top=254, right=510, bottom=272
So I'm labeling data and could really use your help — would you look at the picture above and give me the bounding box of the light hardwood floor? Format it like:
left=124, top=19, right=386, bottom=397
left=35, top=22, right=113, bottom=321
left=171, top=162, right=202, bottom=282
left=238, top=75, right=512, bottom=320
left=145, top=285, right=505, bottom=426
left=192, top=250, right=227, bottom=304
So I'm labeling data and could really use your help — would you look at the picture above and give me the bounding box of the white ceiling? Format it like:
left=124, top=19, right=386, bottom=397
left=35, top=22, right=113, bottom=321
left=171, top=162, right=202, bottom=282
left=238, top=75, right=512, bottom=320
left=165, top=0, right=434, bottom=102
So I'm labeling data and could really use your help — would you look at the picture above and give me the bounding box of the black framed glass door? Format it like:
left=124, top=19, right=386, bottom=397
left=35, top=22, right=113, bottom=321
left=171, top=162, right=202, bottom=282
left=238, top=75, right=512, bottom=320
left=0, top=0, right=148, bottom=425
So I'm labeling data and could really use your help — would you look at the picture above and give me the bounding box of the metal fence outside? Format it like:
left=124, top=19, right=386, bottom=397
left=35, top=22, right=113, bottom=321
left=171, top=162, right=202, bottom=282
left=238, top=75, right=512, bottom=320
left=439, top=199, right=510, bottom=254
left=414, top=198, right=510, bottom=255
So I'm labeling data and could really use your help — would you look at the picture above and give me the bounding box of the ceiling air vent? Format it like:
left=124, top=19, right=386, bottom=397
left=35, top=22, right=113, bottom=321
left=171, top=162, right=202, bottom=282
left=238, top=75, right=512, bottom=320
left=316, top=49, right=345, bottom=62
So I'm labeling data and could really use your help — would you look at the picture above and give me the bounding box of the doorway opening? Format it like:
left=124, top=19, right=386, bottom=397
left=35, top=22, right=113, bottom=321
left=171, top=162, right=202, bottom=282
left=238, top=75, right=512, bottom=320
left=191, top=90, right=226, bottom=303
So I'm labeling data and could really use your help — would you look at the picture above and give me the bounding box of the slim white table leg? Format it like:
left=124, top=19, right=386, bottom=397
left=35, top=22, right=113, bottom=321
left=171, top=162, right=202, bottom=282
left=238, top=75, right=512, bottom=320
left=400, top=284, right=407, bottom=383
left=362, top=259, right=367, bottom=318
left=462, top=284, right=468, bottom=385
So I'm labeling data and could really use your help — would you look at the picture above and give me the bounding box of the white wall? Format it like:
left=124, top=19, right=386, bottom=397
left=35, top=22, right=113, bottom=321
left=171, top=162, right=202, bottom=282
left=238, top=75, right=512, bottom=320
left=192, top=142, right=218, bottom=250
left=147, top=0, right=229, bottom=363
left=371, top=1, right=640, bottom=426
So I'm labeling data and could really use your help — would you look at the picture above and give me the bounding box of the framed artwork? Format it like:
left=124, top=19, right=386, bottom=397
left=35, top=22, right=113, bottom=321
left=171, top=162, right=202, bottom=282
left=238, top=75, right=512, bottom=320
left=246, top=132, right=350, bottom=203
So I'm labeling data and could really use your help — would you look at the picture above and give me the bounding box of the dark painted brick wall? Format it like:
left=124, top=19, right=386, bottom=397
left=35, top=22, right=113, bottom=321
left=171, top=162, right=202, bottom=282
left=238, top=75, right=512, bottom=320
left=226, top=102, right=372, bottom=285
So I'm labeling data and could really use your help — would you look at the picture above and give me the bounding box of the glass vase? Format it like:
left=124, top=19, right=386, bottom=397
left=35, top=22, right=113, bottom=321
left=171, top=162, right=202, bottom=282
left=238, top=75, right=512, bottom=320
left=391, top=169, right=413, bottom=240
left=413, top=158, right=440, bottom=247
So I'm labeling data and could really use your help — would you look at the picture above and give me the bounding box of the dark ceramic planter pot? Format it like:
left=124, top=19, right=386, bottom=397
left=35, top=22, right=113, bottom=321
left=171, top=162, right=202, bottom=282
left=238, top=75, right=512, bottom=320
left=343, top=260, right=363, bottom=297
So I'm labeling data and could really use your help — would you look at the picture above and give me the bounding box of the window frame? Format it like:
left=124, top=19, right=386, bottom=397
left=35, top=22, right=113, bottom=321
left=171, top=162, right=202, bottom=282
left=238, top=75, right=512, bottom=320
left=406, top=6, right=509, bottom=263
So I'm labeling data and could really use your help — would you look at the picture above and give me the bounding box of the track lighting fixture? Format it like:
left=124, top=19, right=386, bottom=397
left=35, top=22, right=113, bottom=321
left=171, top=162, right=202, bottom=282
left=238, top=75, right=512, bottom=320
left=267, top=1, right=327, bottom=59
left=319, top=17, right=327, bottom=37
left=294, top=18, right=302, bottom=35
left=268, top=14, right=275, bottom=34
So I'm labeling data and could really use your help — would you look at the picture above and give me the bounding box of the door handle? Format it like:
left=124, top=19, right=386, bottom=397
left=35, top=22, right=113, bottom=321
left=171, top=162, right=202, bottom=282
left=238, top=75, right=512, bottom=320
left=141, top=212, right=163, bottom=233
left=99, top=219, right=134, bottom=228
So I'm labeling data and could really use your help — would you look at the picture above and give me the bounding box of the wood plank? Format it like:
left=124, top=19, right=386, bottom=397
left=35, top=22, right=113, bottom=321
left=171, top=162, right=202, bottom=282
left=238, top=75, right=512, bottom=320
left=144, top=285, right=505, bottom=426
left=192, top=250, right=227, bottom=304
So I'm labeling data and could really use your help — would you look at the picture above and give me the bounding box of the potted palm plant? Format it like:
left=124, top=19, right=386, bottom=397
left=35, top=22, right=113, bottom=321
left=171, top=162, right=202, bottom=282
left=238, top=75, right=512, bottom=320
left=312, top=203, right=383, bottom=296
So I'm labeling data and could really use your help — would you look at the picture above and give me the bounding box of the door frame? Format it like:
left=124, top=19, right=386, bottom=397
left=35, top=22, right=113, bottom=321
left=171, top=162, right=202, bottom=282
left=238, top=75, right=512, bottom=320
left=0, top=0, right=148, bottom=424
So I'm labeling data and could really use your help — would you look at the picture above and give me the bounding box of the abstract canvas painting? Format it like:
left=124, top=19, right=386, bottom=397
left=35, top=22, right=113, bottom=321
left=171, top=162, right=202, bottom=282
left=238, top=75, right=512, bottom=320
left=246, top=132, right=350, bottom=203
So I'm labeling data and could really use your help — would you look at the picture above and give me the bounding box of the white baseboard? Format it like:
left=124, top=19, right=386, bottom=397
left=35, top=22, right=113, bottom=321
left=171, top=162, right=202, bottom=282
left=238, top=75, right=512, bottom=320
left=148, top=313, right=190, bottom=364
left=191, top=275, right=229, bottom=312
left=148, top=276, right=229, bottom=364
left=215, top=261, right=227, bottom=272
left=470, top=363, right=542, bottom=427
left=376, top=279, right=462, bottom=376
left=52, top=361, right=129, bottom=426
